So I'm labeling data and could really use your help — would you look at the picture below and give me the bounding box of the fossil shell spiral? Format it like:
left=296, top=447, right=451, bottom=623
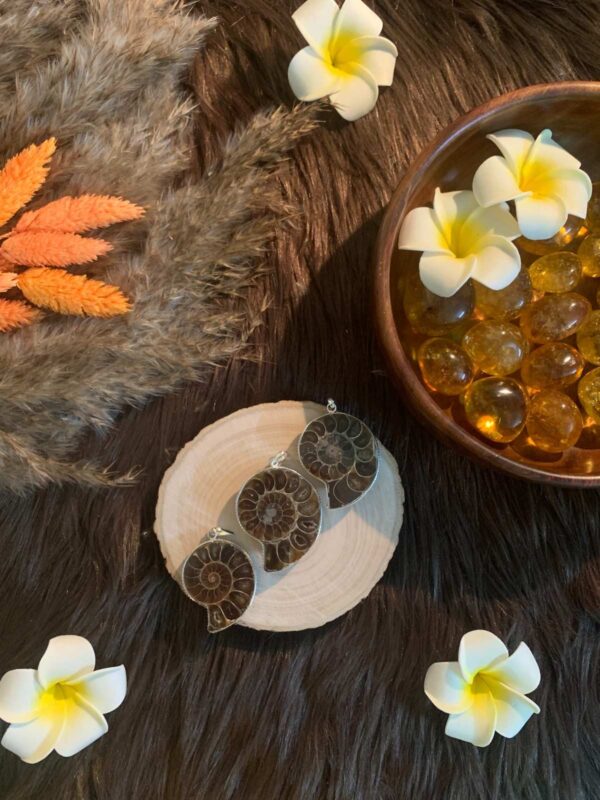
left=182, top=535, right=255, bottom=633
left=298, top=411, right=378, bottom=508
left=236, top=466, right=321, bottom=571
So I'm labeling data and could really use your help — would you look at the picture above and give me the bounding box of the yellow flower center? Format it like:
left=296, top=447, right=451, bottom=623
left=37, top=682, right=80, bottom=722
left=326, top=29, right=362, bottom=71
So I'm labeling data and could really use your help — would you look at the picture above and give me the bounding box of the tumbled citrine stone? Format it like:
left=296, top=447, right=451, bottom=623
left=576, top=310, right=600, bottom=365
left=520, top=293, right=590, bottom=343
left=528, top=252, right=582, bottom=293
left=474, top=270, right=533, bottom=320
left=526, top=390, right=583, bottom=452
left=463, top=377, right=528, bottom=443
left=578, top=368, right=600, bottom=424
left=578, top=235, right=600, bottom=277
left=417, top=338, right=474, bottom=395
left=585, top=182, right=600, bottom=234
left=403, top=272, right=474, bottom=335
left=521, top=343, right=584, bottom=389
left=462, top=321, right=527, bottom=376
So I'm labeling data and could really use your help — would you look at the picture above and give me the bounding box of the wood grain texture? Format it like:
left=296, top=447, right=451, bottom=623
left=1, top=1, right=600, bottom=799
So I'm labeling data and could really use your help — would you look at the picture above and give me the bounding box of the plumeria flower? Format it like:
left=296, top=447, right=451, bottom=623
left=398, top=188, right=521, bottom=297
left=0, top=635, right=126, bottom=763
left=473, top=128, right=592, bottom=241
left=288, top=0, right=398, bottom=121
left=424, top=630, right=541, bottom=747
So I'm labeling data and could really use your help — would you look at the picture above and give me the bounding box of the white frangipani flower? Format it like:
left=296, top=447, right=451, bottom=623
left=0, top=636, right=126, bottom=763
left=424, top=630, right=541, bottom=747
left=288, top=0, right=398, bottom=121
left=398, top=188, right=521, bottom=297
left=473, top=128, right=592, bottom=241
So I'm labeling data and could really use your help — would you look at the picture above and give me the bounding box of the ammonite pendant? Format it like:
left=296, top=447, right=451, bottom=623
left=298, top=400, right=379, bottom=509
left=236, top=453, right=322, bottom=572
left=182, top=528, right=255, bottom=633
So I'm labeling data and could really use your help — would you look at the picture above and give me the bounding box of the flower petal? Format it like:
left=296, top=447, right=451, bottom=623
left=419, top=252, right=475, bottom=298
left=484, top=642, right=541, bottom=694
left=1, top=715, right=63, bottom=764
left=484, top=678, right=540, bottom=738
left=473, top=155, right=525, bottom=207
left=335, top=35, right=397, bottom=85
left=470, top=235, right=521, bottom=291
left=531, top=168, right=592, bottom=219
left=458, top=630, right=508, bottom=683
left=0, top=669, right=42, bottom=724
left=460, top=203, right=521, bottom=252
left=288, top=46, right=341, bottom=102
left=445, top=687, right=497, bottom=747
left=398, top=206, right=449, bottom=253
left=524, top=128, right=581, bottom=181
left=54, top=694, right=108, bottom=757
left=487, top=129, right=534, bottom=175
left=329, top=63, right=378, bottom=121
left=433, top=189, right=480, bottom=251
left=515, top=194, right=568, bottom=240
left=68, top=666, right=127, bottom=715
left=332, top=0, right=383, bottom=53
left=38, top=636, right=95, bottom=689
left=424, top=661, right=473, bottom=714
left=291, top=0, right=339, bottom=57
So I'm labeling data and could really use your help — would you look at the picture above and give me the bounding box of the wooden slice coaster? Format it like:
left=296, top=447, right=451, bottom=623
left=155, top=401, right=404, bottom=632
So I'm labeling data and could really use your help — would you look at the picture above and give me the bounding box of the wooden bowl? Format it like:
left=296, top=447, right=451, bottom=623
left=373, top=82, right=600, bottom=487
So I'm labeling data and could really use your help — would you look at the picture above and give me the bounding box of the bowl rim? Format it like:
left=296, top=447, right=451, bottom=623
left=373, top=80, right=600, bottom=487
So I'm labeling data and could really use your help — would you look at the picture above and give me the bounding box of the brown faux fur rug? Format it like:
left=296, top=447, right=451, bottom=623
left=1, top=1, right=600, bottom=798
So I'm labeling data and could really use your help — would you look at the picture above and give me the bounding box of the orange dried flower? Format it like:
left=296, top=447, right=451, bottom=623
left=0, top=139, right=56, bottom=227
left=15, top=194, right=145, bottom=234
left=1, top=232, right=112, bottom=267
left=18, top=268, right=130, bottom=317
left=0, top=272, right=18, bottom=293
left=0, top=299, right=40, bottom=332
left=0, top=253, right=14, bottom=271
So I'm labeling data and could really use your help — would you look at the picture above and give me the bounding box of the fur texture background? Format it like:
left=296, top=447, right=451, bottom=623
left=1, top=1, right=600, bottom=798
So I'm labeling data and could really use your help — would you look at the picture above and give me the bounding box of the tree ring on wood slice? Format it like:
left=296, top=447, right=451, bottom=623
left=154, top=401, right=404, bottom=632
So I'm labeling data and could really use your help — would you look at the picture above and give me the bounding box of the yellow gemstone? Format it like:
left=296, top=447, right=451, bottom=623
left=462, top=321, right=527, bottom=376
left=463, top=377, right=528, bottom=443
left=520, top=293, right=590, bottom=343
left=474, top=270, right=532, bottom=320
left=521, top=343, right=584, bottom=390
left=418, top=338, right=474, bottom=395
left=585, top=182, right=600, bottom=234
left=578, top=235, right=600, bottom=277
left=528, top=252, right=582, bottom=293
left=404, top=272, right=474, bottom=335
left=517, top=216, right=589, bottom=256
left=526, top=390, right=583, bottom=452
left=576, top=310, right=600, bottom=365
left=578, top=367, right=600, bottom=424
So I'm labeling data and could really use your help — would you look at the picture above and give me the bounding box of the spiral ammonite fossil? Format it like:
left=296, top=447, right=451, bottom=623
left=182, top=534, right=255, bottom=633
left=298, top=410, right=379, bottom=509
left=236, top=466, right=321, bottom=571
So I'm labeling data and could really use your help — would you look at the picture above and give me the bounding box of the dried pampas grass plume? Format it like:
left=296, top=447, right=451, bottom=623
left=0, top=0, right=319, bottom=492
